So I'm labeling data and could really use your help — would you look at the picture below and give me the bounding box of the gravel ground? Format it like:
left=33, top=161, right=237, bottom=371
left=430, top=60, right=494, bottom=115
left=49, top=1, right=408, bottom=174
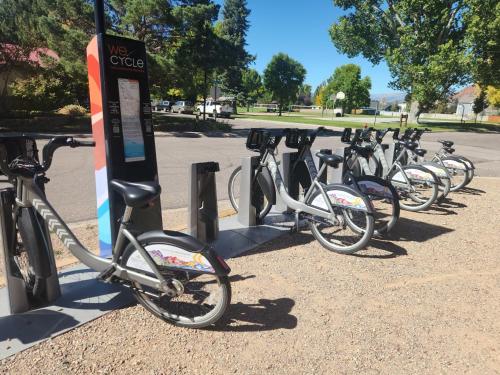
left=1, top=177, right=500, bottom=374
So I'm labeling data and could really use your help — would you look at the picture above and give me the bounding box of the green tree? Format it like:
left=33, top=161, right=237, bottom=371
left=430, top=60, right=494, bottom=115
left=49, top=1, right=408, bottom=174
left=170, top=2, right=230, bottom=119
left=463, top=0, right=500, bottom=87
left=240, top=68, right=263, bottom=111
left=472, top=89, right=488, bottom=123
left=263, top=53, right=306, bottom=116
left=324, top=64, right=371, bottom=113
left=297, top=84, right=312, bottom=106
left=217, top=0, right=252, bottom=112
left=328, top=0, right=489, bottom=122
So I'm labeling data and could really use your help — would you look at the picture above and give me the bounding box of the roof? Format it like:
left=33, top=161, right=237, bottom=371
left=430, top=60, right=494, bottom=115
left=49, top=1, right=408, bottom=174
left=0, top=43, right=59, bottom=67
left=453, top=85, right=477, bottom=103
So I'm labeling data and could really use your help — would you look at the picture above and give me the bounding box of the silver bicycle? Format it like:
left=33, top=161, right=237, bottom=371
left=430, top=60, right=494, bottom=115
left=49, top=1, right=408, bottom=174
left=240, top=129, right=375, bottom=254
left=0, top=135, right=231, bottom=328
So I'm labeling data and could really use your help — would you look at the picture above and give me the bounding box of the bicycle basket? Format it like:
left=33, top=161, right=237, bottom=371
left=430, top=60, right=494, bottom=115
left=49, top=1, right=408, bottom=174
left=0, top=137, right=38, bottom=162
left=392, top=128, right=400, bottom=140
left=285, top=129, right=302, bottom=149
left=341, top=128, right=352, bottom=143
left=246, top=129, right=265, bottom=151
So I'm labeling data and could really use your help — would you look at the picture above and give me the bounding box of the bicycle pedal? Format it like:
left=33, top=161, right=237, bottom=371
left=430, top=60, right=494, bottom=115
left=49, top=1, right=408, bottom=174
left=97, top=264, right=117, bottom=283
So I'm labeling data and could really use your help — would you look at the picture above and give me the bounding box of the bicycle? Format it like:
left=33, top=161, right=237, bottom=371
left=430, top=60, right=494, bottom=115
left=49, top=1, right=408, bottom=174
left=378, top=128, right=452, bottom=202
left=409, top=128, right=474, bottom=191
left=345, top=128, right=439, bottom=212
left=284, top=127, right=400, bottom=237
left=234, top=128, right=375, bottom=254
left=0, top=135, right=231, bottom=328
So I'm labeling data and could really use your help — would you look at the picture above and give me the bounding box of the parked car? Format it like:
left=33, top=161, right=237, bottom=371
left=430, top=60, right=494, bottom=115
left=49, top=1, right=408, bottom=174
left=359, top=107, right=380, bottom=115
left=196, top=100, right=233, bottom=118
left=333, top=107, right=344, bottom=117
left=153, top=100, right=172, bottom=112
left=171, top=100, right=194, bottom=114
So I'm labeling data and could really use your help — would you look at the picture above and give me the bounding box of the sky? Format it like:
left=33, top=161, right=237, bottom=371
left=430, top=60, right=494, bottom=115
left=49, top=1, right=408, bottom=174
left=215, top=0, right=398, bottom=95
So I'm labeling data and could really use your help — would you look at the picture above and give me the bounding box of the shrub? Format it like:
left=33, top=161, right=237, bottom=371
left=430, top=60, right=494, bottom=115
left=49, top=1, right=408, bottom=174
left=57, top=105, right=88, bottom=116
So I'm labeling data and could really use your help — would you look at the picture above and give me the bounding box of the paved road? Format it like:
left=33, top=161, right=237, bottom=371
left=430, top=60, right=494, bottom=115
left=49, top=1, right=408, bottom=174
left=40, top=116, right=499, bottom=223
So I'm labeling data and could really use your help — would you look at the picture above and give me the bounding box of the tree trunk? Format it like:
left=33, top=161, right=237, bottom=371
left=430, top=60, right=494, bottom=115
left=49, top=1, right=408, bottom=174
left=203, top=68, right=207, bottom=121
left=408, top=101, right=420, bottom=124
left=278, top=102, right=282, bottom=116
left=246, top=101, right=250, bottom=112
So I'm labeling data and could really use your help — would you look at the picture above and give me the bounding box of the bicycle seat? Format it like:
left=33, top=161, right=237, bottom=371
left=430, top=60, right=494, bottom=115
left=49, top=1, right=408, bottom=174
left=316, top=152, right=343, bottom=168
left=438, top=140, right=454, bottom=148
left=414, top=148, right=427, bottom=157
left=110, top=179, right=161, bottom=207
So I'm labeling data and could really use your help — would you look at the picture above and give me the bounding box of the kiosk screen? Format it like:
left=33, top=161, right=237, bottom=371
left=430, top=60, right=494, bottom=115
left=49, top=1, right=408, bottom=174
left=118, top=78, right=145, bottom=162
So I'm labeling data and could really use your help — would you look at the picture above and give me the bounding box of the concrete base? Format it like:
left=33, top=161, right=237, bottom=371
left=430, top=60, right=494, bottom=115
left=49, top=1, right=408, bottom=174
left=0, top=210, right=293, bottom=360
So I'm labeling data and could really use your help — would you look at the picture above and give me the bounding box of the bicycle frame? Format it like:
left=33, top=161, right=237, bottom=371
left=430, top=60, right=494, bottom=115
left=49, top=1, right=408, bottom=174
left=261, top=148, right=372, bottom=219
left=17, top=175, right=172, bottom=292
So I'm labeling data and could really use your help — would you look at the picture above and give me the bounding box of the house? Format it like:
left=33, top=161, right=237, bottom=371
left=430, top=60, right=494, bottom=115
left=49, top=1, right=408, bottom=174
left=0, top=43, right=58, bottom=97
left=453, top=85, right=477, bottom=116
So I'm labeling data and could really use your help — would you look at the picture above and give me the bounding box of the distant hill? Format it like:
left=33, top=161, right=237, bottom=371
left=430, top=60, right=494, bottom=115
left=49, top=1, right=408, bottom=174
left=370, top=92, right=406, bottom=103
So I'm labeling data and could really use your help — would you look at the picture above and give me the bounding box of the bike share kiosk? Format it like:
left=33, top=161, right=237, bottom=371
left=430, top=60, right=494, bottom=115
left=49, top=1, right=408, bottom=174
left=86, top=3, right=162, bottom=257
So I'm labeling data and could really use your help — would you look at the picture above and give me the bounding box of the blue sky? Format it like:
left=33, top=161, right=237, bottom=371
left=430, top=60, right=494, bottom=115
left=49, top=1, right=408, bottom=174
left=216, top=0, right=398, bottom=95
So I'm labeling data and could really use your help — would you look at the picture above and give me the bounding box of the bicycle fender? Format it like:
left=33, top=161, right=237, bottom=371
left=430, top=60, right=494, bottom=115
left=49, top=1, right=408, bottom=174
left=419, top=163, right=450, bottom=179
left=392, top=166, right=437, bottom=184
left=17, top=207, right=52, bottom=279
left=442, top=156, right=470, bottom=171
left=355, top=176, right=398, bottom=200
left=257, top=166, right=276, bottom=205
left=132, top=231, right=230, bottom=276
left=310, top=184, right=373, bottom=213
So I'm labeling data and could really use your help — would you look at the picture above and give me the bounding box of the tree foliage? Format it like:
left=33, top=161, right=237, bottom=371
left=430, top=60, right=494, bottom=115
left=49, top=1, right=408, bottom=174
left=1, top=0, right=250, bottom=111
left=329, top=0, right=499, bottom=120
left=263, top=53, right=306, bottom=115
left=239, top=68, right=263, bottom=110
left=217, top=0, right=253, bottom=98
left=486, top=86, right=500, bottom=108
left=323, top=64, right=371, bottom=113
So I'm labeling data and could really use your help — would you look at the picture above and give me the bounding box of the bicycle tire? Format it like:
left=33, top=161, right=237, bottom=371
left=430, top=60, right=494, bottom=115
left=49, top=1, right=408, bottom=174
left=349, top=175, right=400, bottom=236
left=306, top=185, right=374, bottom=254
left=227, top=166, right=272, bottom=220
left=121, top=239, right=231, bottom=329
left=440, top=156, right=469, bottom=191
left=15, top=207, right=47, bottom=301
left=388, top=165, right=439, bottom=212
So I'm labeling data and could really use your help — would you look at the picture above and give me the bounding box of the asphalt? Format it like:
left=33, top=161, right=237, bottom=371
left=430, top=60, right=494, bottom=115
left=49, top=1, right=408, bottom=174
left=34, top=115, right=500, bottom=223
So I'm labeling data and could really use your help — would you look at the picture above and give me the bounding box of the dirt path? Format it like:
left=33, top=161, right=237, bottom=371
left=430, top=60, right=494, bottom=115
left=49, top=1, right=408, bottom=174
left=1, top=178, right=499, bottom=374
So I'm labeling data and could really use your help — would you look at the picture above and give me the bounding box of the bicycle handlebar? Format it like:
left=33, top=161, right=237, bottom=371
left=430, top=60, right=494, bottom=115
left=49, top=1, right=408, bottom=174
left=0, top=136, right=95, bottom=178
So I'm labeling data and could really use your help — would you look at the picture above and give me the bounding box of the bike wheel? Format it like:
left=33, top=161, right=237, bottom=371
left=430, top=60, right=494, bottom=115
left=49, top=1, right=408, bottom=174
left=227, top=166, right=272, bottom=220
left=349, top=176, right=400, bottom=236
left=389, top=166, right=439, bottom=212
left=14, top=208, right=46, bottom=301
left=440, top=157, right=469, bottom=192
left=306, top=186, right=374, bottom=254
left=121, top=243, right=231, bottom=329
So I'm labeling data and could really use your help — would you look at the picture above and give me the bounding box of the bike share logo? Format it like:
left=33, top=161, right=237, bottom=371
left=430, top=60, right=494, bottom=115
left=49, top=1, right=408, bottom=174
left=108, top=44, right=144, bottom=70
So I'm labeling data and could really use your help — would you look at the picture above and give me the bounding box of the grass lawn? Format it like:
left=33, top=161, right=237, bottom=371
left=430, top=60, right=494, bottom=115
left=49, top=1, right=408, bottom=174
left=153, top=113, right=232, bottom=132
left=236, top=113, right=500, bottom=133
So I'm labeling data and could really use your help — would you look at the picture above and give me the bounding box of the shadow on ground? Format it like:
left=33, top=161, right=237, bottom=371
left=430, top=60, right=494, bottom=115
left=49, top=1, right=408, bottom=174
left=214, top=298, right=297, bottom=332
left=386, top=216, right=454, bottom=242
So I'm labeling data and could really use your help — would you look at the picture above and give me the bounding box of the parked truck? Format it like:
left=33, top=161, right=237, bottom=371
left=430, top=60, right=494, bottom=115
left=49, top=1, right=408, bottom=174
left=196, top=100, right=233, bottom=118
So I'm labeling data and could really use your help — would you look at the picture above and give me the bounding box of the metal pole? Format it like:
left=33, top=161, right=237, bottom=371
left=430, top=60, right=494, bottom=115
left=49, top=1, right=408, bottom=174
left=95, top=0, right=106, bottom=34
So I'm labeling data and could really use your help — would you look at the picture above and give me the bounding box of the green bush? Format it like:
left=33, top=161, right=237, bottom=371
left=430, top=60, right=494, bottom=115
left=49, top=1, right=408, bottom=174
left=57, top=105, right=88, bottom=116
